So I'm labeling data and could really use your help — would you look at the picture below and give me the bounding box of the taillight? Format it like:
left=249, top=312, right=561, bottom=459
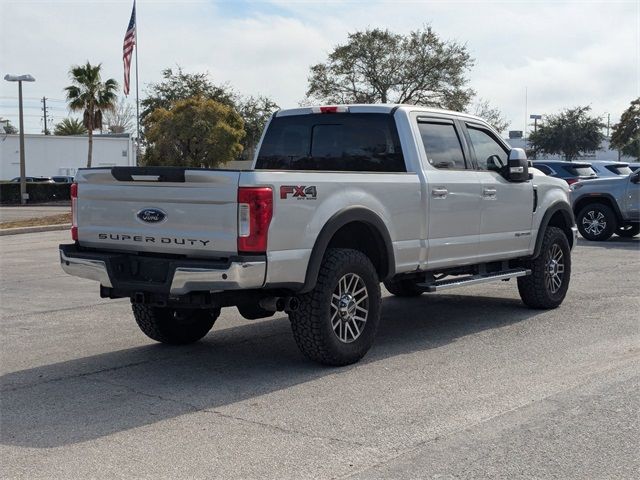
left=566, top=178, right=578, bottom=185
left=237, top=187, right=273, bottom=254
left=71, top=183, right=78, bottom=241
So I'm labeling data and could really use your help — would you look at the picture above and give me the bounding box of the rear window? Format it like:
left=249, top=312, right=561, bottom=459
left=255, top=113, right=406, bottom=172
left=563, top=165, right=596, bottom=177
left=606, top=165, right=632, bottom=175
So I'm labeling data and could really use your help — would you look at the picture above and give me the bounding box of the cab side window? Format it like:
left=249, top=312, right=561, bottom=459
left=418, top=122, right=467, bottom=170
left=467, top=127, right=509, bottom=172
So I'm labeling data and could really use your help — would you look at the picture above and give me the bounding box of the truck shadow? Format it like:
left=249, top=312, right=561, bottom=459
left=1, top=292, right=541, bottom=448
left=576, top=236, right=639, bottom=250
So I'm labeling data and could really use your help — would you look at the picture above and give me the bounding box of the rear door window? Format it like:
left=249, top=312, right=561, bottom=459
left=255, top=113, right=406, bottom=172
left=564, top=165, right=596, bottom=177
left=417, top=122, right=467, bottom=169
left=534, top=164, right=553, bottom=175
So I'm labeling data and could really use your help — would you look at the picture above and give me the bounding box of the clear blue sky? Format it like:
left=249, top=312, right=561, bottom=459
left=1, top=0, right=638, bottom=135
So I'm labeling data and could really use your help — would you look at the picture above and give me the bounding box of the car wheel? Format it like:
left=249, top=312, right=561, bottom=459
left=616, top=224, right=640, bottom=238
left=518, top=226, right=571, bottom=309
left=289, top=248, right=381, bottom=366
left=132, top=304, right=219, bottom=344
left=577, top=203, right=616, bottom=241
left=384, top=277, right=423, bottom=297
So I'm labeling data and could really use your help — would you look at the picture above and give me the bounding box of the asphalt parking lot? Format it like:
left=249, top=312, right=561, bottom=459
left=1, top=231, right=638, bottom=479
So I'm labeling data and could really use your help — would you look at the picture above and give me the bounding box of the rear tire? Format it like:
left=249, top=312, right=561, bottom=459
left=616, top=224, right=640, bottom=238
left=577, top=203, right=616, bottom=241
left=132, top=304, right=219, bottom=345
left=384, top=277, right=423, bottom=297
left=518, top=226, right=571, bottom=309
left=289, top=248, right=381, bottom=366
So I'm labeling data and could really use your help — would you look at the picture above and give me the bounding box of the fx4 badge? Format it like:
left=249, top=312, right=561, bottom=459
left=280, top=185, right=318, bottom=200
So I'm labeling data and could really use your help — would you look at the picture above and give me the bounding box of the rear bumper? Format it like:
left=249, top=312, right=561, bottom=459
left=59, top=244, right=266, bottom=295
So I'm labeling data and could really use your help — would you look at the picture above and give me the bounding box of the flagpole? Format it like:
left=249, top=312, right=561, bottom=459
left=134, top=0, right=140, bottom=165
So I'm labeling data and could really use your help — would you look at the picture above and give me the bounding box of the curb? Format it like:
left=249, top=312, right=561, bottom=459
left=0, top=224, right=71, bottom=236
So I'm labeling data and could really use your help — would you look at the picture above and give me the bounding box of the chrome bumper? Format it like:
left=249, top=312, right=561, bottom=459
left=59, top=247, right=266, bottom=295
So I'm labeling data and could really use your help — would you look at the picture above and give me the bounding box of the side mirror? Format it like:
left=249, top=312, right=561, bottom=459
left=631, top=172, right=640, bottom=184
left=507, top=148, right=529, bottom=182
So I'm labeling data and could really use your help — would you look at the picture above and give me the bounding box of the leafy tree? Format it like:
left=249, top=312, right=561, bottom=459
left=0, top=119, right=18, bottom=134
left=236, top=95, right=279, bottom=160
left=528, top=106, right=605, bottom=161
left=64, top=62, right=118, bottom=167
left=468, top=98, right=510, bottom=134
left=54, top=118, right=88, bottom=135
left=305, top=26, right=474, bottom=110
left=141, top=67, right=278, bottom=159
left=143, top=97, right=244, bottom=168
left=610, top=98, right=640, bottom=160
left=141, top=67, right=235, bottom=123
left=104, top=97, right=135, bottom=134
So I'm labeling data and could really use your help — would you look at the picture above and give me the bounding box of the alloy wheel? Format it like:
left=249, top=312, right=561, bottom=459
left=545, top=243, right=565, bottom=294
left=582, top=210, right=606, bottom=236
left=331, top=273, right=369, bottom=343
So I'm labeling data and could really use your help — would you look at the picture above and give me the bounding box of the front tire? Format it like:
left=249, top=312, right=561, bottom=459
left=289, top=248, right=381, bottom=366
left=616, top=224, right=640, bottom=238
left=132, top=304, right=219, bottom=345
left=518, top=226, right=571, bottom=309
left=577, top=203, right=616, bottom=241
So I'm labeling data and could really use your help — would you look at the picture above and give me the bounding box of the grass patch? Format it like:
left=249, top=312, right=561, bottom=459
left=0, top=213, right=71, bottom=229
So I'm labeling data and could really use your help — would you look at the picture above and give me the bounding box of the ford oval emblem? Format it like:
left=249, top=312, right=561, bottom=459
left=136, top=208, right=167, bottom=224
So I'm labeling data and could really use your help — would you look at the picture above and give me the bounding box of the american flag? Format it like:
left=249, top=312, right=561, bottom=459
left=122, top=1, right=136, bottom=95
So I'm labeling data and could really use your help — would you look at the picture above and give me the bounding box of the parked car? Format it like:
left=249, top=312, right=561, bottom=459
left=532, top=160, right=598, bottom=185
left=60, top=104, right=577, bottom=366
left=52, top=175, right=75, bottom=183
left=628, top=162, right=640, bottom=172
left=571, top=171, right=640, bottom=240
left=586, top=160, right=632, bottom=177
left=10, top=176, right=55, bottom=183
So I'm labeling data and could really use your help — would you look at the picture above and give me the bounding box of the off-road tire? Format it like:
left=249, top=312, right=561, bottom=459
left=616, top=224, right=640, bottom=238
left=518, top=226, right=571, bottom=309
left=384, top=277, right=423, bottom=297
left=289, top=248, right=381, bottom=366
left=132, top=304, right=219, bottom=345
left=577, top=203, right=616, bottom=241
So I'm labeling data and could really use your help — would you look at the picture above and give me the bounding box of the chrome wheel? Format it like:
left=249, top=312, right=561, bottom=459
left=545, top=243, right=565, bottom=294
left=582, top=210, right=606, bottom=236
left=331, top=273, right=369, bottom=343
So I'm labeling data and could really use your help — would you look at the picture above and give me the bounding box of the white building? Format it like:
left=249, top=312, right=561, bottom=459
left=0, top=133, right=135, bottom=180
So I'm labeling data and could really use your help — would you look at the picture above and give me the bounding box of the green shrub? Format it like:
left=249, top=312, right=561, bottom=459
left=0, top=182, right=71, bottom=204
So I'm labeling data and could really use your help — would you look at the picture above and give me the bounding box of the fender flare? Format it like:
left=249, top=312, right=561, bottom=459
left=300, top=207, right=395, bottom=293
left=572, top=192, right=625, bottom=223
left=532, top=202, right=575, bottom=258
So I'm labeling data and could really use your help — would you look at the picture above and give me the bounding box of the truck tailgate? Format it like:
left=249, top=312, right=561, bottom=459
left=75, top=167, right=240, bottom=257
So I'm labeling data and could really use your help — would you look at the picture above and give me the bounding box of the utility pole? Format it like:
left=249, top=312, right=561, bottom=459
left=41, top=97, right=51, bottom=135
left=606, top=113, right=610, bottom=138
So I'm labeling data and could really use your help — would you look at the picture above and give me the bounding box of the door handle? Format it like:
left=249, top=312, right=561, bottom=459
left=483, top=187, right=497, bottom=198
left=432, top=187, right=448, bottom=198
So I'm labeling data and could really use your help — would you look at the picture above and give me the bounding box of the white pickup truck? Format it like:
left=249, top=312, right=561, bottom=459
left=60, top=104, right=577, bottom=365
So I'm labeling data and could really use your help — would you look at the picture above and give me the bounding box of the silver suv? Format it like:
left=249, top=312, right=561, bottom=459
left=571, top=171, right=640, bottom=240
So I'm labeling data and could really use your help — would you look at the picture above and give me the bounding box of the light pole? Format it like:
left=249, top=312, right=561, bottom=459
left=529, top=114, right=542, bottom=160
left=4, top=74, right=36, bottom=205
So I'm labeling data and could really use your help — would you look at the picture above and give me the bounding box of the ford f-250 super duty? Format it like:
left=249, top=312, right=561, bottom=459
left=60, top=104, right=578, bottom=366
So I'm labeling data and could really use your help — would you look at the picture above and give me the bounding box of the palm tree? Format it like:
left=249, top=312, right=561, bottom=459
left=54, top=118, right=88, bottom=136
left=64, top=62, right=118, bottom=167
